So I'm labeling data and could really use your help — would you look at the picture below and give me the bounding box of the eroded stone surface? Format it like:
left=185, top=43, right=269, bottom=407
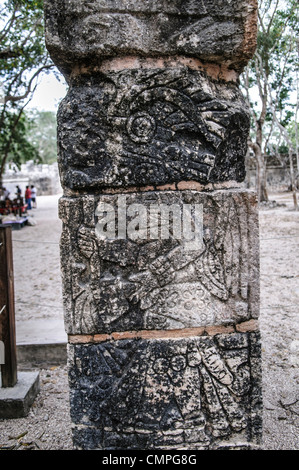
left=59, top=190, right=259, bottom=335
left=45, top=0, right=261, bottom=451
left=57, top=68, right=250, bottom=190
left=68, top=331, right=262, bottom=450
left=44, top=0, right=258, bottom=76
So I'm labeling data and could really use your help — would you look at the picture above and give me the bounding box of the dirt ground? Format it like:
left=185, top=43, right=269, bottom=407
left=0, top=190, right=298, bottom=450
left=258, top=192, right=299, bottom=450
left=11, top=194, right=65, bottom=345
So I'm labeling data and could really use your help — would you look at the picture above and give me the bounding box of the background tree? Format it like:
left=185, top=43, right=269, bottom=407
left=0, top=109, right=40, bottom=175
left=0, top=0, right=55, bottom=183
left=241, top=0, right=299, bottom=207
left=27, top=109, right=57, bottom=164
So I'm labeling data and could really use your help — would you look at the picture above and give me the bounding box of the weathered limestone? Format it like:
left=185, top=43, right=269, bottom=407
left=59, top=190, right=259, bottom=335
left=44, top=0, right=258, bottom=75
left=68, top=332, right=262, bottom=450
left=44, top=0, right=262, bottom=450
left=57, top=69, right=250, bottom=190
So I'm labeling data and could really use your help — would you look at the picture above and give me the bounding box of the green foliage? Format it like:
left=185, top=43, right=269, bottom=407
left=287, top=121, right=299, bottom=149
left=0, top=109, right=41, bottom=168
left=242, top=0, right=298, bottom=153
left=27, top=109, right=57, bottom=164
left=240, top=0, right=299, bottom=203
left=0, top=0, right=54, bottom=178
left=0, top=0, right=52, bottom=101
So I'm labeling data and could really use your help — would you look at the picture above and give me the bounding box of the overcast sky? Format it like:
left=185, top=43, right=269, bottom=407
left=27, top=71, right=68, bottom=113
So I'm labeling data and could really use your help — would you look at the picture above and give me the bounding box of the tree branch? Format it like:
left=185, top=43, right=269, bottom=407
left=0, top=6, right=18, bottom=42
left=4, top=63, right=54, bottom=104
left=0, top=48, right=22, bottom=59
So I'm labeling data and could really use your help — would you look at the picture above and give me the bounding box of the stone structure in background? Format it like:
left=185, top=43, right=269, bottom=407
left=2, top=161, right=61, bottom=196
left=45, top=0, right=262, bottom=450
left=246, top=153, right=299, bottom=192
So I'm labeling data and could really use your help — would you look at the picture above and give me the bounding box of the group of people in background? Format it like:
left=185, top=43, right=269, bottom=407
left=24, top=185, right=37, bottom=210
left=0, top=184, right=37, bottom=215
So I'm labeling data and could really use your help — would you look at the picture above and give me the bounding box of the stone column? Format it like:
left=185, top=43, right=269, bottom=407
left=44, top=0, right=262, bottom=450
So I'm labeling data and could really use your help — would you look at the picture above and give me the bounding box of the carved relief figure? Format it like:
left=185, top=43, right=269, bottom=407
left=69, top=333, right=260, bottom=448
left=61, top=192, right=258, bottom=334
left=58, top=69, right=250, bottom=190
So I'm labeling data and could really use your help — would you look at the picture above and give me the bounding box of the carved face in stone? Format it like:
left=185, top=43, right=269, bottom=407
left=58, top=68, right=250, bottom=190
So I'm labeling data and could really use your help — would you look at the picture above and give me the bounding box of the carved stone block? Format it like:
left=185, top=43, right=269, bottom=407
left=45, top=0, right=261, bottom=451
left=59, top=189, right=259, bottom=335
left=68, top=331, right=262, bottom=450
left=44, top=0, right=258, bottom=76
left=57, top=68, right=250, bottom=190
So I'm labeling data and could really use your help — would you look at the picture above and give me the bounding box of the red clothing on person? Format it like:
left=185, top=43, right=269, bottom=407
left=25, top=187, right=31, bottom=199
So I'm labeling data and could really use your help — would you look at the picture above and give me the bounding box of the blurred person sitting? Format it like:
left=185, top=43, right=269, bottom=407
left=1, top=187, right=10, bottom=200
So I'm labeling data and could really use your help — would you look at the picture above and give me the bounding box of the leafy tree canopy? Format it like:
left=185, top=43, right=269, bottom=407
left=0, top=0, right=55, bottom=179
left=241, top=0, right=299, bottom=205
left=27, top=108, right=57, bottom=165
left=0, top=109, right=40, bottom=169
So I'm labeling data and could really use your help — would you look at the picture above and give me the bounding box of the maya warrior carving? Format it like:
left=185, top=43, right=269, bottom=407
left=58, top=69, right=250, bottom=189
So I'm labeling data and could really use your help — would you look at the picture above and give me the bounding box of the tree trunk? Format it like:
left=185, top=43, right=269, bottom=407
left=289, top=150, right=298, bottom=210
left=0, top=107, right=24, bottom=185
left=255, top=148, right=268, bottom=203
left=0, top=149, right=9, bottom=189
left=253, top=117, right=268, bottom=203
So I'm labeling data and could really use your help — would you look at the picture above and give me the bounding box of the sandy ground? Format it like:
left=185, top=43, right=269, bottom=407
left=258, top=192, right=299, bottom=450
left=0, top=191, right=298, bottom=450
left=10, top=194, right=66, bottom=345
